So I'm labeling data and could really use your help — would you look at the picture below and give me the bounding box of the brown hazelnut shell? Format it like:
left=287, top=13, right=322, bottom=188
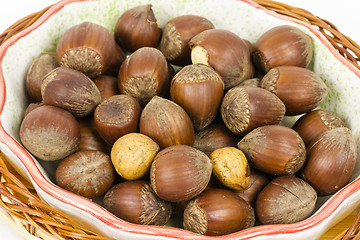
left=93, top=75, right=120, bottom=102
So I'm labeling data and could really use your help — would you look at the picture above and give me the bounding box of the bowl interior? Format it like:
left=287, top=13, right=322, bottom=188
left=1, top=0, right=360, bottom=239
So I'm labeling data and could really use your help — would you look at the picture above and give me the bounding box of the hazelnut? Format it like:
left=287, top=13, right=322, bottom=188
left=234, top=168, right=269, bottom=206
left=56, top=22, right=115, bottom=78
left=255, top=175, right=317, bottom=224
left=26, top=52, right=58, bottom=102
left=210, top=147, right=250, bottom=191
left=252, top=25, right=313, bottom=73
left=261, top=66, right=329, bottom=116
left=159, top=15, right=214, bottom=66
left=104, top=42, right=126, bottom=77
left=238, top=78, right=261, bottom=88
left=20, top=105, right=80, bottom=161
left=237, top=125, right=306, bottom=175
left=41, top=67, right=101, bottom=118
left=118, top=47, right=170, bottom=107
left=93, top=75, right=120, bottom=102
left=183, top=188, right=255, bottom=236
left=111, top=133, right=160, bottom=180
left=139, top=96, right=195, bottom=149
left=94, top=94, right=141, bottom=145
left=150, top=145, right=213, bottom=202
left=190, top=29, right=254, bottom=89
left=56, top=150, right=115, bottom=199
left=221, top=86, right=285, bottom=136
left=114, top=4, right=161, bottom=52
left=292, top=109, right=346, bottom=146
left=193, top=123, right=240, bottom=156
left=301, top=127, right=357, bottom=195
left=170, top=64, right=224, bottom=130
left=103, top=180, right=172, bottom=225
left=77, top=117, right=109, bottom=153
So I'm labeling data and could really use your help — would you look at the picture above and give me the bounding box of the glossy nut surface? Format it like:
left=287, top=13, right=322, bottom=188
left=20, top=105, right=80, bottom=161
left=237, top=125, right=306, bottom=175
left=150, top=145, right=213, bottom=202
left=183, top=188, right=255, bottom=236
left=93, top=75, right=120, bottom=102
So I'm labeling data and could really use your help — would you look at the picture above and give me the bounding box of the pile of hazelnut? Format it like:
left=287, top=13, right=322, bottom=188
left=19, top=4, right=357, bottom=236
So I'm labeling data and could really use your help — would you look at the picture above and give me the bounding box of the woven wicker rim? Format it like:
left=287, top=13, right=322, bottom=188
left=0, top=0, right=359, bottom=239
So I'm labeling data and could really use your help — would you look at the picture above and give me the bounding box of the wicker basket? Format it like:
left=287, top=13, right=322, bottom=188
left=0, top=0, right=359, bottom=239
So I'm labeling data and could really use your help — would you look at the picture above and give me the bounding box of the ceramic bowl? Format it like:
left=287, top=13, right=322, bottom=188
left=1, top=0, right=360, bottom=239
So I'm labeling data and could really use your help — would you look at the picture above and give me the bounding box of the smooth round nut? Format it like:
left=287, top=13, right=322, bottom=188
left=237, top=125, right=306, bottom=175
left=20, top=105, right=80, bottom=161
left=93, top=75, right=120, bottom=102
left=55, top=150, right=115, bottom=199
left=111, top=133, right=160, bottom=180
left=183, top=188, right=255, bottom=236
left=150, top=145, right=213, bottom=202
left=256, top=175, right=317, bottom=224
left=210, top=147, right=250, bottom=191
left=103, top=180, right=172, bottom=225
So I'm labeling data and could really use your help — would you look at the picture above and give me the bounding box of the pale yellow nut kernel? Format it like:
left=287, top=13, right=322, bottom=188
left=111, top=133, right=160, bottom=180
left=210, top=147, right=250, bottom=190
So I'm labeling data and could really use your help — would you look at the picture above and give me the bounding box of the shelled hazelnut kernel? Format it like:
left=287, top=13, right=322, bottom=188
left=292, top=109, right=346, bottom=146
left=193, top=124, right=240, bottom=156
left=237, top=125, right=306, bottom=175
left=210, top=147, right=250, bottom=191
left=26, top=52, right=58, bottom=102
left=94, top=94, right=141, bottom=145
left=301, top=127, right=357, bottom=195
left=221, top=86, right=285, bottom=136
left=111, top=133, right=160, bottom=180
left=56, top=150, right=115, bottom=199
left=114, top=4, right=161, bottom=52
left=190, top=29, right=254, bottom=89
left=256, top=175, right=317, bottom=224
left=261, top=66, right=329, bottom=116
left=170, top=64, right=224, bottom=130
left=252, top=25, right=313, bottom=73
left=139, top=96, right=195, bottom=149
left=41, top=67, right=101, bottom=118
left=56, top=21, right=116, bottom=78
left=118, top=47, right=170, bottom=107
left=183, top=188, right=255, bottom=236
left=103, top=180, right=172, bottom=225
left=20, top=105, right=80, bottom=161
left=150, top=145, right=213, bottom=202
left=159, top=15, right=215, bottom=66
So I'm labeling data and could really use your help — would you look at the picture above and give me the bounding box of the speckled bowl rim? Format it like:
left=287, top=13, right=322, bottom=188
left=0, top=0, right=360, bottom=239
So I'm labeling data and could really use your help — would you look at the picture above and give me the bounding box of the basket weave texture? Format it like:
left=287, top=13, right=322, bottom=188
left=0, top=0, right=359, bottom=239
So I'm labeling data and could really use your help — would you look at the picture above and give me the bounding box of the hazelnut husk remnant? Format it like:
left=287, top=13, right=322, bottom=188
left=26, top=52, right=58, bottom=102
left=114, top=4, right=161, bottom=52
left=41, top=67, right=101, bottom=118
left=103, top=180, right=172, bottom=225
left=94, top=94, right=141, bottom=145
left=255, top=175, right=317, bottom=224
left=221, top=86, right=285, bottom=136
left=292, top=109, right=346, bottom=146
left=170, top=64, right=224, bottom=130
left=237, top=125, right=306, bottom=175
left=193, top=124, right=240, bottom=156
left=210, top=147, right=250, bottom=191
left=160, top=15, right=214, bottom=66
left=56, top=150, right=115, bottom=199
left=190, top=29, right=254, bottom=89
left=20, top=105, right=80, bottom=161
left=118, top=47, right=170, bottom=107
left=111, top=133, right=160, bottom=180
left=139, top=96, right=195, bottom=149
left=252, top=25, right=313, bottom=73
left=183, top=188, right=255, bottom=236
left=301, top=127, right=357, bottom=195
left=56, top=22, right=115, bottom=78
left=261, top=66, right=329, bottom=116
left=150, top=145, right=213, bottom=202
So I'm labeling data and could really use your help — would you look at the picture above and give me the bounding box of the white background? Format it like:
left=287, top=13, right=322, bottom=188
left=0, top=0, right=359, bottom=239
